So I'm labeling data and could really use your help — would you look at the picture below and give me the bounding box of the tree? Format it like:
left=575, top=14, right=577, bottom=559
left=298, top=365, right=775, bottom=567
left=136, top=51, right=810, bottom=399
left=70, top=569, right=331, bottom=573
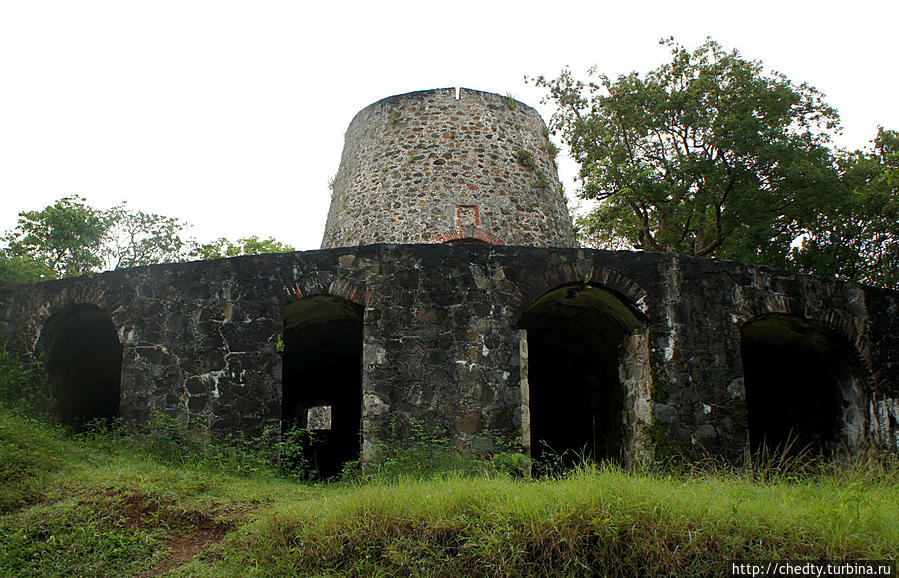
left=0, top=255, right=56, bottom=287
left=796, top=128, right=899, bottom=290
left=3, top=196, right=106, bottom=278
left=191, top=236, right=295, bottom=260
left=2, top=196, right=190, bottom=279
left=532, top=38, right=843, bottom=268
left=100, top=202, right=189, bottom=270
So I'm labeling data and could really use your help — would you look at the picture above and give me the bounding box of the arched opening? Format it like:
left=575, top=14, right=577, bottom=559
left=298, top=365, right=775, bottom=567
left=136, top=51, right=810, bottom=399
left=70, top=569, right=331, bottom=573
left=40, top=304, right=122, bottom=428
left=281, top=295, right=363, bottom=478
left=740, top=314, right=862, bottom=456
left=519, top=284, right=650, bottom=469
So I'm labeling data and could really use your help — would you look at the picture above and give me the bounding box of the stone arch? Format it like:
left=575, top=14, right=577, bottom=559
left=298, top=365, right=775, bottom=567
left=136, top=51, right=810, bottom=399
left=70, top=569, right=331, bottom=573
left=37, top=303, right=123, bottom=428
left=734, top=298, right=877, bottom=390
left=518, top=282, right=653, bottom=468
left=280, top=293, right=364, bottom=478
left=508, top=263, right=654, bottom=325
left=739, top=313, right=868, bottom=455
left=283, top=275, right=369, bottom=309
left=430, top=226, right=505, bottom=245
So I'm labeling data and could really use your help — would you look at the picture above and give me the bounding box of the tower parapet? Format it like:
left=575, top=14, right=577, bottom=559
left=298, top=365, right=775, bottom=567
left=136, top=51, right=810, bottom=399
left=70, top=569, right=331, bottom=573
left=322, top=88, right=576, bottom=248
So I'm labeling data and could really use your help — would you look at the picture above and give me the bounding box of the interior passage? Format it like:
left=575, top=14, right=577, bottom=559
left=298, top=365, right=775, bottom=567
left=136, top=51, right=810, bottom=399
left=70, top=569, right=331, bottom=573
left=281, top=295, right=363, bottom=478
left=520, top=284, right=646, bottom=468
left=41, top=304, right=122, bottom=427
left=741, top=314, right=858, bottom=456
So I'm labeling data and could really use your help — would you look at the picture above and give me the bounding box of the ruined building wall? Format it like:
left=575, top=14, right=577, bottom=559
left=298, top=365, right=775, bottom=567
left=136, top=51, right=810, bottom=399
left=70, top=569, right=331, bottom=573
left=321, top=88, right=576, bottom=248
left=1, top=245, right=897, bottom=462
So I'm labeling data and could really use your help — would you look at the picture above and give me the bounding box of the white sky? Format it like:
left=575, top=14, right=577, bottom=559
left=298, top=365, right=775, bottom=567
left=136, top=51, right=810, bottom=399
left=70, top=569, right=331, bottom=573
left=1, top=0, right=897, bottom=252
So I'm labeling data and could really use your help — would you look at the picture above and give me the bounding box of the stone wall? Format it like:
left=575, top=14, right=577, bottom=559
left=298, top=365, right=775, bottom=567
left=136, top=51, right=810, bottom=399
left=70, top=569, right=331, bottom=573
left=321, top=88, right=576, bottom=248
left=1, top=245, right=897, bottom=461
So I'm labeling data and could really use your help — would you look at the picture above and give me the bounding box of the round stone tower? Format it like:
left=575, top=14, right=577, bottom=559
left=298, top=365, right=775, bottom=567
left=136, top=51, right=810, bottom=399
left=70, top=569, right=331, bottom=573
left=321, top=88, right=576, bottom=248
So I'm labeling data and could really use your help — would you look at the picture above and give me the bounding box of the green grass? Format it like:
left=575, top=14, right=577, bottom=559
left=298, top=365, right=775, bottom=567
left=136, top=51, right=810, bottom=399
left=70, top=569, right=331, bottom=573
left=0, top=408, right=896, bottom=576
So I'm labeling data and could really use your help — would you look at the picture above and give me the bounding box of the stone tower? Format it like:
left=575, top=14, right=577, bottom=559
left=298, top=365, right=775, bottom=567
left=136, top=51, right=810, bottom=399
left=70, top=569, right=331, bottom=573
left=321, top=88, right=576, bottom=248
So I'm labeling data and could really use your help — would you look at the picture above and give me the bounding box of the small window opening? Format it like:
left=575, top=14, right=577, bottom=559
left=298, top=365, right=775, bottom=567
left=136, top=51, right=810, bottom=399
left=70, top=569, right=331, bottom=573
left=456, top=204, right=480, bottom=227
left=306, top=405, right=332, bottom=430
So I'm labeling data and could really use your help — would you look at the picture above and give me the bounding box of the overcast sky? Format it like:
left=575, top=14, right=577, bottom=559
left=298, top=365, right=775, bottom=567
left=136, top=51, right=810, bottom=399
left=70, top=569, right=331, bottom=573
left=2, top=1, right=897, bottom=252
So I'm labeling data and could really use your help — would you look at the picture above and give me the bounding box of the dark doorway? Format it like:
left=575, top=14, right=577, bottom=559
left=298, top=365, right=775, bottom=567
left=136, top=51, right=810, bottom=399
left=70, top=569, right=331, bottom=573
left=741, top=314, right=858, bottom=456
left=40, top=304, right=122, bottom=428
left=281, top=295, right=363, bottom=478
left=519, top=284, right=647, bottom=469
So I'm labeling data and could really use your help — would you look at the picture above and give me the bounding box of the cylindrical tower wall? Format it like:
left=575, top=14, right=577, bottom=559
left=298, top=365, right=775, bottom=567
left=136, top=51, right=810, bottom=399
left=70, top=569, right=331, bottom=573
left=322, top=88, right=576, bottom=248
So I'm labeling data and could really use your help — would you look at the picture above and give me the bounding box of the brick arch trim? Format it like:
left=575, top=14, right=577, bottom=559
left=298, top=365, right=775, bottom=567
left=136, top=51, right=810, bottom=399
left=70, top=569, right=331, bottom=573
left=430, top=226, right=504, bottom=245
left=283, top=275, right=369, bottom=308
left=508, top=262, right=653, bottom=324
left=734, top=301, right=879, bottom=390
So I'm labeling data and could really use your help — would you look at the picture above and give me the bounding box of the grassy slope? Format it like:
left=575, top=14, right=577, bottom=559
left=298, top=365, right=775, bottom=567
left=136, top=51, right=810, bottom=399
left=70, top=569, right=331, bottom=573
left=1, top=409, right=896, bottom=577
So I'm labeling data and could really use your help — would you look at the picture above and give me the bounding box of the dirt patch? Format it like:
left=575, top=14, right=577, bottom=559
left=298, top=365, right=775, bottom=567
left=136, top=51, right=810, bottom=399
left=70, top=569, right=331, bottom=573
left=107, top=491, right=235, bottom=577
left=138, top=519, right=230, bottom=577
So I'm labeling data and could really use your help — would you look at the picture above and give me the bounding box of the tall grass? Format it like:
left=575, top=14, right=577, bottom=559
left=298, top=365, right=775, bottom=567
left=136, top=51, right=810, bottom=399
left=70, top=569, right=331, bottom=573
left=0, top=343, right=896, bottom=576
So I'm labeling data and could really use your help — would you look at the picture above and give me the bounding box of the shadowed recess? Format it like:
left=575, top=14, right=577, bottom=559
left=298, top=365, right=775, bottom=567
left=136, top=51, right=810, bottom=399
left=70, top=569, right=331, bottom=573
left=741, top=314, right=860, bottom=456
left=282, top=295, right=363, bottom=478
left=520, top=284, right=646, bottom=467
left=40, top=304, right=122, bottom=427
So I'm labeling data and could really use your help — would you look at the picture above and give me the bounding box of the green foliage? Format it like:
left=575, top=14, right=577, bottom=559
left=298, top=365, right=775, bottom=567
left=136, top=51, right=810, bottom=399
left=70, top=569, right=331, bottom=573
left=514, top=147, right=537, bottom=171
left=0, top=254, right=56, bottom=287
left=3, top=195, right=107, bottom=277
left=541, top=138, right=561, bottom=167
left=191, top=235, right=295, bottom=260
left=78, top=414, right=290, bottom=478
left=0, top=411, right=67, bottom=514
left=532, top=38, right=842, bottom=267
left=209, top=460, right=898, bottom=576
left=2, top=196, right=190, bottom=278
left=99, top=202, right=189, bottom=269
left=796, top=127, right=899, bottom=290
left=0, top=337, right=51, bottom=418
left=352, top=417, right=526, bottom=483
left=0, top=406, right=896, bottom=576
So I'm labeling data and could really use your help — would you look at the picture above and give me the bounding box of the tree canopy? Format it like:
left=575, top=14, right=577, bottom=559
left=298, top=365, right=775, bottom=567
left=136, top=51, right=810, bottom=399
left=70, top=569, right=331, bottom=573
left=1, top=197, right=191, bottom=286
left=533, top=38, right=845, bottom=269
left=100, top=202, right=189, bottom=270
left=191, top=236, right=295, bottom=260
left=2, top=197, right=299, bottom=286
left=2, top=196, right=107, bottom=279
left=797, top=128, right=899, bottom=289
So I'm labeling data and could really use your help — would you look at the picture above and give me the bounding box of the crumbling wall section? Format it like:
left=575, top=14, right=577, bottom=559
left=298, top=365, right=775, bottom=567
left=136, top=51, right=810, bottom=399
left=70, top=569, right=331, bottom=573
left=1, top=245, right=897, bottom=460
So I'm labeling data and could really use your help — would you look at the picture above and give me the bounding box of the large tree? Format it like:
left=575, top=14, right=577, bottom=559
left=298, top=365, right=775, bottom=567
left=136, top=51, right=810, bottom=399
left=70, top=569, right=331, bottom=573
left=100, top=202, right=189, bottom=270
left=796, top=128, right=899, bottom=290
left=2, top=196, right=106, bottom=278
left=533, top=38, right=843, bottom=268
left=2, top=196, right=190, bottom=283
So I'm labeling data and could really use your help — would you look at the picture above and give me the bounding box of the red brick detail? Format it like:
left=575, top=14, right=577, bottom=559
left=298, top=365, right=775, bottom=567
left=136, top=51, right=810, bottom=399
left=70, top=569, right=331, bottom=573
left=430, top=226, right=504, bottom=245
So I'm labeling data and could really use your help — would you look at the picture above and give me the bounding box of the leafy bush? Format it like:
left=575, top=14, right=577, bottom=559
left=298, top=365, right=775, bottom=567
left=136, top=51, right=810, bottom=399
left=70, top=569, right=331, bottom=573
left=0, top=337, right=51, bottom=418
left=349, top=417, right=529, bottom=483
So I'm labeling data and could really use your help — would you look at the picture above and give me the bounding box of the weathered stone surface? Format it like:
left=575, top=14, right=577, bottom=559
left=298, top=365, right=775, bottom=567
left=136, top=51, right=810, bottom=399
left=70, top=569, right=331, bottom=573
left=1, top=245, right=897, bottom=463
left=321, top=88, right=576, bottom=249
